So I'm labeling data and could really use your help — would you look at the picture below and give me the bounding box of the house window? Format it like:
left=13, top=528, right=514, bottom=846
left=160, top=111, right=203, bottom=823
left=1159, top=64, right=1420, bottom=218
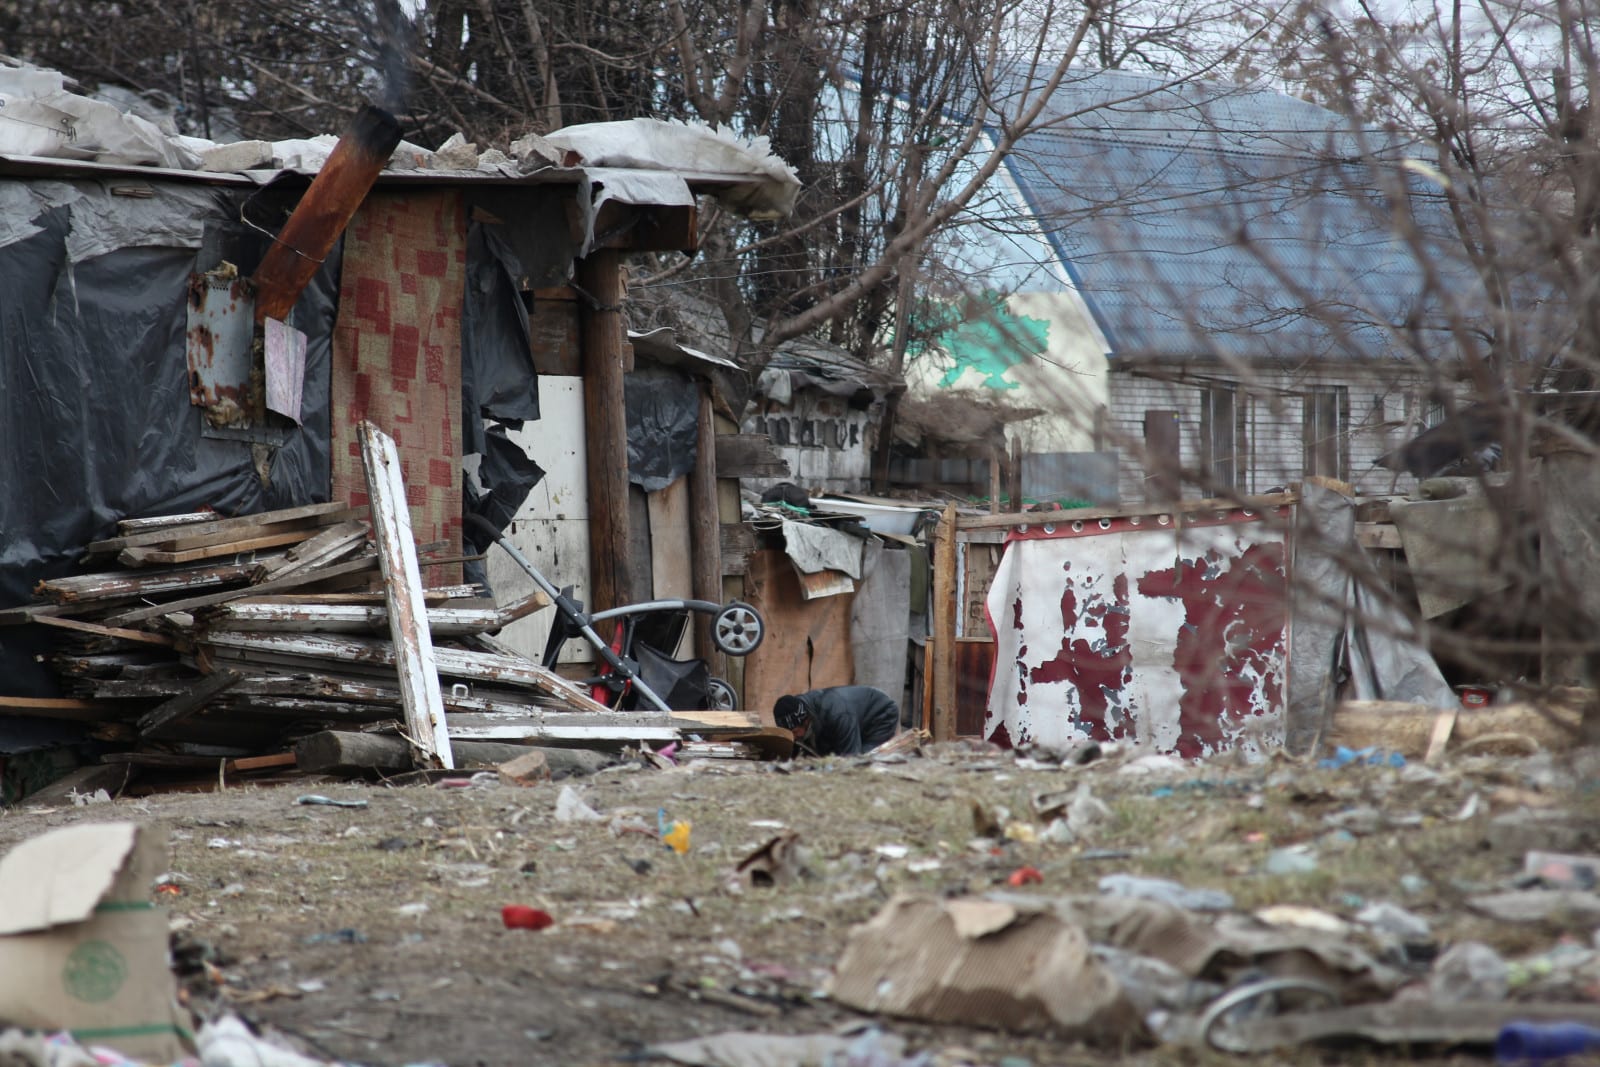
left=1200, top=386, right=1247, bottom=490
left=1303, top=387, right=1349, bottom=481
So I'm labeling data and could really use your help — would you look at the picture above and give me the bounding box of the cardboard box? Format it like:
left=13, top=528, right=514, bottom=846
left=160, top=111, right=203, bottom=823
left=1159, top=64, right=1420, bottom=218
left=0, top=822, right=192, bottom=1061
left=827, top=893, right=1144, bottom=1042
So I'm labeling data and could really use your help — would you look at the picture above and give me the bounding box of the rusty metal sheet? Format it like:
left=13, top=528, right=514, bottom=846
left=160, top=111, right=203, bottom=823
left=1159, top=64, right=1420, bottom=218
left=984, top=506, right=1290, bottom=757
left=184, top=271, right=257, bottom=423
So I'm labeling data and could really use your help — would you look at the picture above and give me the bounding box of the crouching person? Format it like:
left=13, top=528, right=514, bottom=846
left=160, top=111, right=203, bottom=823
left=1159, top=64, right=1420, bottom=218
left=773, top=685, right=899, bottom=757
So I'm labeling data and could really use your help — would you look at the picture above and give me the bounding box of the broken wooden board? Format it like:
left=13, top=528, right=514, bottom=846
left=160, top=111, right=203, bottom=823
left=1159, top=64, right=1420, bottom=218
left=85, top=501, right=361, bottom=557
left=1330, top=699, right=1582, bottom=758
left=29, top=615, right=177, bottom=648
left=104, top=553, right=377, bottom=626
left=360, top=420, right=453, bottom=769
left=119, top=529, right=327, bottom=567
left=33, top=554, right=287, bottom=604
left=199, top=631, right=614, bottom=715
left=446, top=708, right=763, bottom=744
left=137, top=669, right=242, bottom=739
left=252, top=520, right=370, bottom=582
left=116, top=510, right=219, bottom=534
left=0, top=696, right=125, bottom=721
left=199, top=590, right=548, bottom=636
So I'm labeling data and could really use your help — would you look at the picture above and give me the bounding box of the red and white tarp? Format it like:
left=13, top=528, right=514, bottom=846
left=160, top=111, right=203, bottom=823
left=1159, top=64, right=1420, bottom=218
left=984, top=507, right=1290, bottom=758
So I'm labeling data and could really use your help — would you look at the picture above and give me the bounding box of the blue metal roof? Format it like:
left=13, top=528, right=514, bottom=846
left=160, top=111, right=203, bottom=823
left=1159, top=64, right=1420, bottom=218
left=987, top=68, right=1468, bottom=362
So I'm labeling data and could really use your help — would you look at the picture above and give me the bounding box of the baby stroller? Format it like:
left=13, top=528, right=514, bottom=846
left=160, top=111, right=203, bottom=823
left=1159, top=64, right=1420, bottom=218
left=467, top=516, right=764, bottom=713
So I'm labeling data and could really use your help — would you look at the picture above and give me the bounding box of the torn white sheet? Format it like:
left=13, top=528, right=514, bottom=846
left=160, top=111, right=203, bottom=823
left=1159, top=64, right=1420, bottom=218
left=781, top=519, right=863, bottom=579
left=0, top=89, right=200, bottom=169
left=547, top=118, right=800, bottom=220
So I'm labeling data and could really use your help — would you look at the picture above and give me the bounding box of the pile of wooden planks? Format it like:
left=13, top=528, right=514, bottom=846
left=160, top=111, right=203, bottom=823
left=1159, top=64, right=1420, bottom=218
left=2, top=424, right=766, bottom=798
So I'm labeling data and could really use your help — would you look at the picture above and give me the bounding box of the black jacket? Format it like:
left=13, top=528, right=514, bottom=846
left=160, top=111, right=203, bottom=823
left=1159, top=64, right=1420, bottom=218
left=795, top=686, right=900, bottom=756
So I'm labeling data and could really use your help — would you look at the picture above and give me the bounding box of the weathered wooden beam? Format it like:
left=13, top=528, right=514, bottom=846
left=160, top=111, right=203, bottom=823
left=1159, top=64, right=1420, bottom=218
left=105, top=553, right=377, bottom=626
left=119, top=529, right=326, bottom=567
left=136, top=669, right=242, bottom=738
left=34, top=555, right=284, bottom=604
left=720, top=523, right=756, bottom=577
left=931, top=502, right=959, bottom=742
left=117, top=511, right=219, bottom=534
left=201, top=589, right=545, bottom=636
left=253, top=520, right=370, bottom=582
left=0, top=695, right=120, bottom=719
left=577, top=248, right=632, bottom=616
left=86, top=501, right=356, bottom=556
left=293, top=730, right=612, bottom=776
left=199, top=630, right=614, bottom=714
left=714, top=434, right=790, bottom=479
left=954, top=491, right=1299, bottom=532
left=690, top=389, right=725, bottom=677
left=30, top=615, right=177, bottom=647
left=360, top=421, right=453, bottom=769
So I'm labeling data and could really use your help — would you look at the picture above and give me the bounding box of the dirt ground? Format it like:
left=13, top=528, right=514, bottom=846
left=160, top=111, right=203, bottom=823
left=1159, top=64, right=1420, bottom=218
left=1, top=741, right=1596, bottom=1067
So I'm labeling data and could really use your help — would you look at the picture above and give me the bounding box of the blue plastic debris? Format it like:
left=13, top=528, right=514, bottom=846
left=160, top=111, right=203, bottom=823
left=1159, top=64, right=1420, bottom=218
left=1497, top=1020, right=1600, bottom=1063
left=1317, top=746, right=1406, bottom=770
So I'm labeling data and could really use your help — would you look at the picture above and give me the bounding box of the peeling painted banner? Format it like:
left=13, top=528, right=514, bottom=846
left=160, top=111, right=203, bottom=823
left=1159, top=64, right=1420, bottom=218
left=984, top=507, right=1290, bottom=758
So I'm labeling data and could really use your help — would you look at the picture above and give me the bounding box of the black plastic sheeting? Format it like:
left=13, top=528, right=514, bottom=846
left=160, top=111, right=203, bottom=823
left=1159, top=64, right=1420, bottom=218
left=625, top=364, right=700, bottom=492
left=0, top=179, right=566, bottom=740
left=0, top=185, right=341, bottom=705
left=459, top=212, right=548, bottom=584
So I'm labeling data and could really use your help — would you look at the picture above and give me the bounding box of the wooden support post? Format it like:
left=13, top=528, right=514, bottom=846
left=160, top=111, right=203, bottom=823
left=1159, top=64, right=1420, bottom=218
left=360, top=421, right=454, bottom=769
left=931, top=503, right=959, bottom=741
left=989, top=444, right=1003, bottom=514
left=690, top=389, right=725, bottom=675
left=577, top=249, right=631, bottom=617
left=251, top=107, right=403, bottom=323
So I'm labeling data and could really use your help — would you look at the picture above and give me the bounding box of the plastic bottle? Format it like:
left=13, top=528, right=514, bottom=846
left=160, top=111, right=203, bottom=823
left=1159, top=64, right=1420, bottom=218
left=1496, top=1021, right=1600, bottom=1063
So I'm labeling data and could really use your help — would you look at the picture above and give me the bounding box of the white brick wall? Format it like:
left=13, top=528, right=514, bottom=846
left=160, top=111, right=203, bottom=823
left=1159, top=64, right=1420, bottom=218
left=1105, top=362, right=1443, bottom=501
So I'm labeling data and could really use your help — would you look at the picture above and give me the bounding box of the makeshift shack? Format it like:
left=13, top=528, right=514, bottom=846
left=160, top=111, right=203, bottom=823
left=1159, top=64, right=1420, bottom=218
left=0, top=68, right=800, bottom=785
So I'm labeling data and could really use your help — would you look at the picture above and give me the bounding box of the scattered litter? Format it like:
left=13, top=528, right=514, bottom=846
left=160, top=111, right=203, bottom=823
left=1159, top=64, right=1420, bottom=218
left=70, top=788, right=112, bottom=806
left=294, top=795, right=368, bottom=808
left=1003, top=822, right=1037, bottom=844
left=1430, top=941, right=1510, bottom=1002
left=295, top=978, right=326, bottom=993
left=1317, top=746, right=1406, bottom=770
left=1524, top=850, right=1600, bottom=890
left=828, top=894, right=1142, bottom=1039
left=0, top=823, right=188, bottom=1062
left=1255, top=905, right=1350, bottom=935
left=1066, top=782, right=1112, bottom=837
left=728, top=832, right=803, bottom=892
left=1497, top=1020, right=1600, bottom=1063
left=1470, top=889, right=1600, bottom=924
left=1264, top=845, right=1320, bottom=875
left=648, top=1027, right=919, bottom=1067
left=502, top=905, right=555, bottom=931
left=659, top=809, right=692, bottom=854
left=1098, top=873, right=1234, bottom=912
left=199, top=1014, right=328, bottom=1067
left=1356, top=901, right=1431, bottom=944
left=395, top=902, right=429, bottom=918
left=303, top=928, right=366, bottom=945
left=1007, top=866, right=1044, bottom=887
left=555, top=785, right=604, bottom=823
left=875, top=843, right=910, bottom=859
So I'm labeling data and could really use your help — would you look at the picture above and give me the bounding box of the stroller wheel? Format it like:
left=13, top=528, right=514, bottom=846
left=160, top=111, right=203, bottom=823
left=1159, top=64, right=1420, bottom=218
left=712, top=601, right=765, bottom=656
left=706, top=677, right=738, bottom=710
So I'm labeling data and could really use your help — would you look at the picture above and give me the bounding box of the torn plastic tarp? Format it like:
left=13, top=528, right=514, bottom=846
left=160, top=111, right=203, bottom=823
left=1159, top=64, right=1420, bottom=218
left=0, top=180, right=220, bottom=262
left=546, top=117, right=800, bottom=221
left=463, top=423, right=546, bottom=555
left=1287, top=483, right=1456, bottom=749
left=0, top=182, right=339, bottom=696
left=461, top=217, right=540, bottom=457
left=0, top=65, right=200, bottom=169
left=625, top=365, right=699, bottom=492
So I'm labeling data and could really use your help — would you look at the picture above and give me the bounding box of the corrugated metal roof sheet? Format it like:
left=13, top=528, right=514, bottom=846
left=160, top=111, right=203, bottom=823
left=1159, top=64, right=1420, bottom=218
left=989, top=68, right=1468, bottom=362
